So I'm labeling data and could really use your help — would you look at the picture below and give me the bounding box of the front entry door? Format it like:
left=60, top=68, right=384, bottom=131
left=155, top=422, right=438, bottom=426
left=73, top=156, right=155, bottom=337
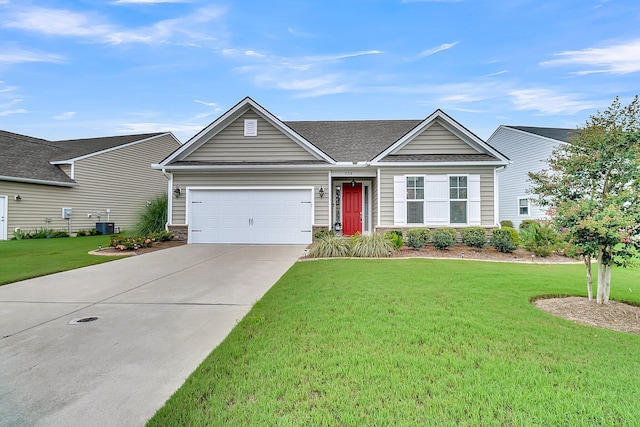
left=342, top=183, right=362, bottom=235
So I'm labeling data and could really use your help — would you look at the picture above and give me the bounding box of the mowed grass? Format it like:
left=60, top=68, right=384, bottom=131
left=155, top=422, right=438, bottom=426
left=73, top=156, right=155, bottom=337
left=148, top=259, right=640, bottom=426
left=0, top=236, right=125, bottom=285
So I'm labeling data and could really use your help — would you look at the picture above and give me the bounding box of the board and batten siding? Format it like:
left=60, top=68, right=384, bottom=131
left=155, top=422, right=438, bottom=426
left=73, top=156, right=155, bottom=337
left=377, top=166, right=496, bottom=227
left=171, top=170, right=330, bottom=227
left=0, top=133, right=179, bottom=239
left=184, top=110, right=318, bottom=163
left=394, top=122, right=480, bottom=156
left=487, top=127, right=556, bottom=229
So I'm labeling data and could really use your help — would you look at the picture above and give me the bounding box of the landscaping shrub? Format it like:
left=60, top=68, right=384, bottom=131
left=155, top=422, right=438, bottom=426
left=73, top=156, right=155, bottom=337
left=490, top=228, right=517, bottom=253
left=110, top=234, right=156, bottom=251
left=308, top=234, right=351, bottom=258
left=385, top=230, right=404, bottom=250
left=500, top=220, right=514, bottom=228
left=76, top=229, right=87, bottom=237
left=519, top=222, right=562, bottom=257
left=432, top=228, right=456, bottom=250
left=460, top=227, right=487, bottom=248
left=12, top=230, right=30, bottom=240
left=313, top=229, right=336, bottom=240
left=135, top=195, right=168, bottom=235
left=519, top=219, right=537, bottom=230
left=350, top=233, right=394, bottom=257
left=406, top=228, right=430, bottom=249
left=50, top=231, right=69, bottom=238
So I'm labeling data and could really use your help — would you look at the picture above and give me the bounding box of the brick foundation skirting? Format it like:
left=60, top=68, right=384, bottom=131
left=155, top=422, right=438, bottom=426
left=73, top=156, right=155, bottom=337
left=168, top=225, right=188, bottom=241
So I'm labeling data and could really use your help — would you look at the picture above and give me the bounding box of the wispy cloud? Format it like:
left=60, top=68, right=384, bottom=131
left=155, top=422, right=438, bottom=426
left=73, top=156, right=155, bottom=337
left=2, top=5, right=225, bottom=45
left=0, top=47, right=63, bottom=64
left=541, top=38, right=640, bottom=75
left=54, top=111, right=76, bottom=120
left=193, top=99, right=222, bottom=119
left=113, top=0, right=188, bottom=4
left=509, top=88, right=599, bottom=115
left=401, top=0, right=463, bottom=3
left=405, top=42, right=458, bottom=61
left=0, top=97, right=27, bottom=117
left=231, top=49, right=381, bottom=97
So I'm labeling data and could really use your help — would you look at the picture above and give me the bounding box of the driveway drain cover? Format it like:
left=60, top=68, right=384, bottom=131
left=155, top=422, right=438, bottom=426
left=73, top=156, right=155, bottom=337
left=69, top=316, right=99, bottom=325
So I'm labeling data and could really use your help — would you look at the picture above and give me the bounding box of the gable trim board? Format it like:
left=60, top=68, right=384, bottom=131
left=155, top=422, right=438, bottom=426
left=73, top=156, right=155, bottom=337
left=160, top=97, right=335, bottom=165
left=160, top=98, right=508, bottom=244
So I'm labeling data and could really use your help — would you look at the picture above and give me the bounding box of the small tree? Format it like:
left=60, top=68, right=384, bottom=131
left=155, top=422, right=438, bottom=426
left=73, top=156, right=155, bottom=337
left=529, top=96, right=640, bottom=303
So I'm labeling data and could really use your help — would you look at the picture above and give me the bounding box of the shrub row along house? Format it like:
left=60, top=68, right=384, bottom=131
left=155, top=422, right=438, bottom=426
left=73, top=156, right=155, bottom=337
left=0, top=97, right=573, bottom=243
left=153, top=97, right=509, bottom=244
left=0, top=131, right=180, bottom=239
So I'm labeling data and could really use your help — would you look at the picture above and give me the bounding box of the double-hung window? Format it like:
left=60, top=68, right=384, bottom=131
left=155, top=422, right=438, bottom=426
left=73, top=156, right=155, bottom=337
left=518, top=197, right=529, bottom=215
left=406, top=176, right=424, bottom=224
left=449, top=176, right=467, bottom=224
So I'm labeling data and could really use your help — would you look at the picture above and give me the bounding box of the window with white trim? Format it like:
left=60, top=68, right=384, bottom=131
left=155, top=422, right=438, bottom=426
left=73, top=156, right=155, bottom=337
left=518, top=197, right=529, bottom=215
left=449, top=176, right=467, bottom=224
left=406, top=176, right=424, bottom=224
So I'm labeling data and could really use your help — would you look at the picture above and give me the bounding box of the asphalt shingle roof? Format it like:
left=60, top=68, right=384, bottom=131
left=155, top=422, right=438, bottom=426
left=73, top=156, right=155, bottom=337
left=0, top=131, right=164, bottom=185
left=50, top=133, right=162, bottom=161
left=506, top=126, right=577, bottom=142
left=381, top=154, right=500, bottom=162
left=285, top=120, right=422, bottom=162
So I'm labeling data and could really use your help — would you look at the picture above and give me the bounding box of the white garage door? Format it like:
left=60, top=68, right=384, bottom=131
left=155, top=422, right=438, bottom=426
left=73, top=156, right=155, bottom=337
left=188, top=188, right=313, bottom=244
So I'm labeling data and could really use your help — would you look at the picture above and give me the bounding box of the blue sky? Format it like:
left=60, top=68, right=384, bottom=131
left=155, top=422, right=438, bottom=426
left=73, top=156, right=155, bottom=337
left=0, top=0, right=639, bottom=142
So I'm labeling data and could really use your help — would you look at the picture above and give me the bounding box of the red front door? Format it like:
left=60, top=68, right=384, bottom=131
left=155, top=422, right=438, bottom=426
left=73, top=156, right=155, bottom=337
left=342, top=183, right=362, bottom=235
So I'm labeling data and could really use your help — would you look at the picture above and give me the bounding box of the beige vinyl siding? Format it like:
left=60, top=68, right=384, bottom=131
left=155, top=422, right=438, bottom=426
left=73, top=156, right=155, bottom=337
left=59, top=164, right=72, bottom=178
left=378, top=166, right=496, bottom=226
left=394, top=122, right=480, bottom=155
left=0, top=134, right=178, bottom=239
left=171, top=170, right=330, bottom=227
left=184, top=110, right=318, bottom=162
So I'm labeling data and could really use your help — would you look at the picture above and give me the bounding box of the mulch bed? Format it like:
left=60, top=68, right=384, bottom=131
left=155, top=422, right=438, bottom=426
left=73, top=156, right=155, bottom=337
left=534, top=296, right=640, bottom=335
left=392, top=244, right=577, bottom=264
left=89, top=240, right=186, bottom=256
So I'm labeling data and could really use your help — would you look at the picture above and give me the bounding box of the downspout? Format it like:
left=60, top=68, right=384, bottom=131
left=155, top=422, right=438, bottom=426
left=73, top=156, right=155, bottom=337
left=494, top=166, right=506, bottom=228
left=161, top=168, right=173, bottom=229
left=376, top=167, right=381, bottom=230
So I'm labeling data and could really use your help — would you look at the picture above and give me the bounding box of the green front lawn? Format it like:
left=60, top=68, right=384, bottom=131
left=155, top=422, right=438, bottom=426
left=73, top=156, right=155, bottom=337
left=148, top=259, right=640, bottom=426
left=0, top=236, right=125, bottom=285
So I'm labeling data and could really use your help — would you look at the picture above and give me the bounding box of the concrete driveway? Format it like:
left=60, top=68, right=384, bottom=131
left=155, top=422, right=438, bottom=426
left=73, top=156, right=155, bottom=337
left=0, top=244, right=306, bottom=427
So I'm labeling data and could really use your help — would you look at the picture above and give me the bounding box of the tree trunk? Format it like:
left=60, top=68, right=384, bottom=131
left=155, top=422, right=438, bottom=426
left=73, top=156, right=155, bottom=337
left=596, top=250, right=612, bottom=304
left=584, top=255, right=593, bottom=301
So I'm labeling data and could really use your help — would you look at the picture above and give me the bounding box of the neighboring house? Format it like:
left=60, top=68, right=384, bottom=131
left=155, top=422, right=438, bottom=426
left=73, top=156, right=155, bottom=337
left=487, top=126, right=576, bottom=229
left=154, top=97, right=509, bottom=244
left=0, top=131, right=181, bottom=239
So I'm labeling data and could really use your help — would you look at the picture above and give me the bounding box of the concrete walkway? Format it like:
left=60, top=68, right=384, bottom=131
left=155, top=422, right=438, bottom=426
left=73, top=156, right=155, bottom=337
left=0, top=244, right=306, bottom=427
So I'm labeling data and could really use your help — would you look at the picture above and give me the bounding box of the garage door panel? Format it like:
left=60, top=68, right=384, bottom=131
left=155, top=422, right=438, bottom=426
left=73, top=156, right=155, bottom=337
left=189, top=189, right=313, bottom=244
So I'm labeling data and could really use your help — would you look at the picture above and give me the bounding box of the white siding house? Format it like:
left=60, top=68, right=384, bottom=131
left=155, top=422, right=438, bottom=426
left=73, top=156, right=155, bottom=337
left=487, top=126, right=575, bottom=229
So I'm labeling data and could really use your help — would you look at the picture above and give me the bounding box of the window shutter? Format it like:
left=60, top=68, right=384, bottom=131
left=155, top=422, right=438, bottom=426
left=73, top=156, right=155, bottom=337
left=468, top=174, right=481, bottom=225
left=425, top=175, right=449, bottom=225
left=393, top=176, right=406, bottom=225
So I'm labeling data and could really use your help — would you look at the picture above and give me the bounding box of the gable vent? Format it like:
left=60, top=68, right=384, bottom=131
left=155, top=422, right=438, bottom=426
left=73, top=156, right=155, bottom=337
left=244, top=119, right=258, bottom=137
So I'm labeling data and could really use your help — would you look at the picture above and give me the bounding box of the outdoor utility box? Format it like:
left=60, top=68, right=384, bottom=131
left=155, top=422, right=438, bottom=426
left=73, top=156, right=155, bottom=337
left=95, top=222, right=115, bottom=235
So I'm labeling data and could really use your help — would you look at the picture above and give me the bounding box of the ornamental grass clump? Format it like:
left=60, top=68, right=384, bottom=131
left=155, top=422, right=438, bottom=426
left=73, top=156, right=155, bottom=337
left=406, top=228, right=430, bottom=249
left=135, top=195, right=168, bottom=235
left=461, top=227, right=487, bottom=248
left=432, top=228, right=456, bottom=250
left=519, top=221, right=562, bottom=257
left=350, top=233, right=394, bottom=257
left=308, top=234, right=351, bottom=258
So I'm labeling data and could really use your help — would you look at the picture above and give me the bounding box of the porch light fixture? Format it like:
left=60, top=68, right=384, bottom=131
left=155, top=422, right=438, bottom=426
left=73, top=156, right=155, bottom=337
left=14, top=195, right=21, bottom=201
left=319, top=187, right=325, bottom=198
left=174, top=187, right=181, bottom=198
left=350, top=179, right=356, bottom=188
